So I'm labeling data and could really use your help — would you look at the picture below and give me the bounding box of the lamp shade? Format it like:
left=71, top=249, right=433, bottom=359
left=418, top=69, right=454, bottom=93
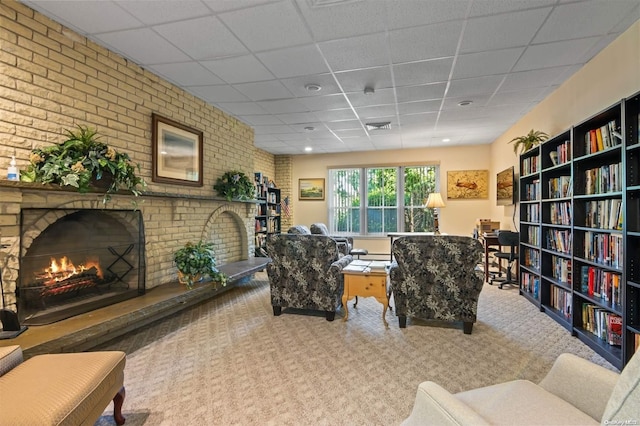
left=425, top=193, right=446, bottom=208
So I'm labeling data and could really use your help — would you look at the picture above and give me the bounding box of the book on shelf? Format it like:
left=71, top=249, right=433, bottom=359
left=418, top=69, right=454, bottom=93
left=580, top=265, right=622, bottom=305
left=581, top=303, right=622, bottom=346
left=584, top=120, right=622, bottom=154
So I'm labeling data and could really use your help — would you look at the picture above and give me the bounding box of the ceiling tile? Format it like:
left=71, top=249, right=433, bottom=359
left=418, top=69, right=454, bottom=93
left=461, top=8, right=551, bottom=53
left=396, top=83, right=447, bottom=103
left=280, top=74, right=343, bottom=97
left=389, top=21, right=463, bottom=64
left=232, top=80, right=293, bottom=101
left=355, top=105, right=396, bottom=119
left=469, top=0, right=556, bottom=17
left=240, top=114, right=285, bottom=126
left=215, top=102, right=268, bottom=116
left=398, top=100, right=441, bottom=115
left=294, top=0, right=387, bottom=41
left=399, top=113, right=438, bottom=127
left=534, top=1, right=638, bottom=43
left=256, top=99, right=309, bottom=114
left=386, top=0, right=469, bottom=29
left=189, top=85, right=249, bottom=103
left=514, top=37, right=600, bottom=71
left=275, top=112, right=319, bottom=125
left=318, top=33, right=390, bottom=71
left=447, top=75, right=504, bottom=98
left=153, top=16, right=247, bottom=60
left=333, top=128, right=368, bottom=138
left=347, top=88, right=396, bottom=108
left=202, top=0, right=279, bottom=13
left=334, top=67, right=394, bottom=92
left=500, top=66, right=575, bottom=91
left=393, top=58, right=454, bottom=87
left=253, top=124, right=296, bottom=134
left=314, top=109, right=358, bottom=122
left=488, top=87, right=548, bottom=106
left=117, top=1, right=212, bottom=26
left=257, top=45, right=329, bottom=78
left=442, top=94, right=491, bottom=109
left=95, top=28, right=191, bottom=65
left=219, top=1, right=312, bottom=51
left=452, top=47, right=525, bottom=79
left=201, top=55, right=274, bottom=84
left=149, top=62, right=225, bottom=86
left=325, top=120, right=363, bottom=131
left=298, top=94, right=351, bottom=111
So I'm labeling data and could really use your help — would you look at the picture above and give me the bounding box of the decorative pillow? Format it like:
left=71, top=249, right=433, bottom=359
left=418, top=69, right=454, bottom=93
left=602, top=350, right=640, bottom=422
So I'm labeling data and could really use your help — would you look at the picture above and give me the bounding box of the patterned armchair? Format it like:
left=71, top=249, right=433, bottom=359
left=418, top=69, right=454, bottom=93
left=389, top=235, right=484, bottom=334
left=266, top=234, right=353, bottom=321
left=310, top=223, right=353, bottom=257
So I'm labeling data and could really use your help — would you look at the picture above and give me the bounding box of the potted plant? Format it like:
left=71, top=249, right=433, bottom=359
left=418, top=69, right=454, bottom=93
left=508, top=129, right=549, bottom=155
left=214, top=170, right=255, bottom=201
left=174, top=240, right=227, bottom=289
left=20, top=125, right=145, bottom=203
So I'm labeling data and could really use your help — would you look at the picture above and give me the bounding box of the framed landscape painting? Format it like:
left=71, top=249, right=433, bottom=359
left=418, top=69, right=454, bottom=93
left=152, top=113, right=203, bottom=187
left=299, top=178, right=325, bottom=200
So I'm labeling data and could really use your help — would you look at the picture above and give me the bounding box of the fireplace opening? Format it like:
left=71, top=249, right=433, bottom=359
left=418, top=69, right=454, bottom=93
left=18, top=209, right=145, bottom=325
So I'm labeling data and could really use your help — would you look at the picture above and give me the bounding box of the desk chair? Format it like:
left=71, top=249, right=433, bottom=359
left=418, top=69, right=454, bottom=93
left=490, top=231, right=519, bottom=289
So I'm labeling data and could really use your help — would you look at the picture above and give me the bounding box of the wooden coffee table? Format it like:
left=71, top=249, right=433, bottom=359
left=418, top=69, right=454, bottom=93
left=341, top=261, right=390, bottom=326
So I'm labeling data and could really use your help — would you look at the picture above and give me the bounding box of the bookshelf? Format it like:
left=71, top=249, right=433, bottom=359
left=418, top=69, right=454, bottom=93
left=254, top=173, right=281, bottom=257
left=518, top=91, right=640, bottom=370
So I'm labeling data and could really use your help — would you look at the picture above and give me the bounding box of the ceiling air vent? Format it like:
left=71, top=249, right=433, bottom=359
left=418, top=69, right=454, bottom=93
left=366, top=121, right=391, bottom=131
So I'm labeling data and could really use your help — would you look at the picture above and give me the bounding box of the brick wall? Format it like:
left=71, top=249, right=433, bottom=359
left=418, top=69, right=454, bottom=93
left=0, top=2, right=274, bottom=305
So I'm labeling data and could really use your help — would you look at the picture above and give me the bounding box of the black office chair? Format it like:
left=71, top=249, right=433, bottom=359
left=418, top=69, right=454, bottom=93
left=489, top=231, right=519, bottom=289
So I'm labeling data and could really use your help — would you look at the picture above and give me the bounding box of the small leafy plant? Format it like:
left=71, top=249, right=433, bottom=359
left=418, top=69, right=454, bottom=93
left=174, top=240, right=227, bottom=289
left=508, top=129, right=549, bottom=155
left=20, top=125, right=145, bottom=203
left=214, top=170, right=255, bottom=201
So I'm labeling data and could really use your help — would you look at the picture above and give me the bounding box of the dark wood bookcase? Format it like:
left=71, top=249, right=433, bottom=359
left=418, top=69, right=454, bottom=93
left=518, top=90, right=640, bottom=370
left=254, top=173, right=281, bottom=257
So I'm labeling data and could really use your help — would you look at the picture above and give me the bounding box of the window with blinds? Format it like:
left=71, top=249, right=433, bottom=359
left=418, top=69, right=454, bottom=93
left=328, top=165, right=439, bottom=235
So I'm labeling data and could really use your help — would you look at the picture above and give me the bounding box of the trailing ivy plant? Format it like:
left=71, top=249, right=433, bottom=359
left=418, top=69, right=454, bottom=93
left=213, top=170, right=255, bottom=201
left=21, top=125, right=145, bottom=203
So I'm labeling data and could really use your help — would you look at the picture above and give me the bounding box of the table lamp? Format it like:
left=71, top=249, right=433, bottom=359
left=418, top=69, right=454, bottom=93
left=425, top=192, right=446, bottom=234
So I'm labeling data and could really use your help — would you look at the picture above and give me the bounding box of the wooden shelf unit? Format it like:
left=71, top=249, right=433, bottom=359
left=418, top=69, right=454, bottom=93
left=518, top=91, right=640, bottom=370
left=254, top=173, right=281, bottom=257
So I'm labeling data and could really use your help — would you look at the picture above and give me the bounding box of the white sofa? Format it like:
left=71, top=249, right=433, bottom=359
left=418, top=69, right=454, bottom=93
left=402, top=350, right=640, bottom=425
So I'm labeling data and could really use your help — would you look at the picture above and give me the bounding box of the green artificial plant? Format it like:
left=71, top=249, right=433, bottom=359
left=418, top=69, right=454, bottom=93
left=213, top=170, right=255, bottom=201
left=508, top=129, right=549, bottom=155
left=174, top=240, right=227, bottom=289
left=21, top=125, right=145, bottom=203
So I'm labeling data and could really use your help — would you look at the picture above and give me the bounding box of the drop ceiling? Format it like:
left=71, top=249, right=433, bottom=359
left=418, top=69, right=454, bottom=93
left=21, top=0, right=640, bottom=155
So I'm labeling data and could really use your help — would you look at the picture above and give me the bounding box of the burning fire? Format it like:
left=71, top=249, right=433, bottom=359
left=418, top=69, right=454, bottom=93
left=42, top=256, right=103, bottom=283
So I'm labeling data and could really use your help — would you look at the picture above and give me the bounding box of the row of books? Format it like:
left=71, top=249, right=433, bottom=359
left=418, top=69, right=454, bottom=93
left=546, top=229, right=572, bottom=254
left=583, top=231, right=623, bottom=268
left=581, top=303, right=622, bottom=346
left=549, top=286, right=571, bottom=320
left=548, top=176, right=572, bottom=199
left=523, top=179, right=540, bottom=201
left=255, top=217, right=280, bottom=233
left=580, top=266, right=622, bottom=306
left=549, top=140, right=571, bottom=166
left=524, top=204, right=540, bottom=222
left=550, top=255, right=572, bottom=284
left=583, top=120, right=622, bottom=155
left=526, top=226, right=539, bottom=246
left=584, top=198, right=623, bottom=230
left=523, top=248, right=540, bottom=270
left=521, top=272, right=540, bottom=298
left=521, top=155, right=539, bottom=175
left=549, top=201, right=572, bottom=225
left=584, top=162, right=622, bottom=195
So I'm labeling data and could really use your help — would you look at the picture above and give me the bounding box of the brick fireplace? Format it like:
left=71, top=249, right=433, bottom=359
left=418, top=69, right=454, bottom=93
left=0, top=183, right=257, bottom=325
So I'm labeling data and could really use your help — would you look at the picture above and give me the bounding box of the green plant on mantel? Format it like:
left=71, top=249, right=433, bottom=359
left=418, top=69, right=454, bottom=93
left=174, top=240, right=227, bottom=289
left=213, top=170, right=255, bottom=201
left=508, top=129, right=549, bottom=155
left=20, top=125, right=146, bottom=203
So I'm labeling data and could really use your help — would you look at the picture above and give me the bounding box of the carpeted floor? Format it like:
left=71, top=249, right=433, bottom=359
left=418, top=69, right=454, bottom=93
left=95, top=272, right=614, bottom=426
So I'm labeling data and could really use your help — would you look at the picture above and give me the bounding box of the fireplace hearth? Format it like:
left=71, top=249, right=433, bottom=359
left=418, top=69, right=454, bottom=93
left=18, top=209, right=145, bottom=325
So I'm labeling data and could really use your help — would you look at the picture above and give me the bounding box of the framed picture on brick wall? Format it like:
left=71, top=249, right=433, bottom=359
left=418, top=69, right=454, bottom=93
left=152, top=113, right=203, bottom=186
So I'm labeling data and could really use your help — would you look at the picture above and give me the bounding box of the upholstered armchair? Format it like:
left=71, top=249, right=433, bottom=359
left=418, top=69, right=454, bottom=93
left=310, top=223, right=353, bottom=256
left=389, top=235, right=484, bottom=333
left=266, top=233, right=353, bottom=321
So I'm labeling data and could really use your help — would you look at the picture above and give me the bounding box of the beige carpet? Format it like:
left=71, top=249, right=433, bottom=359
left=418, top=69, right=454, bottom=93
left=95, top=272, right=613, bottom=425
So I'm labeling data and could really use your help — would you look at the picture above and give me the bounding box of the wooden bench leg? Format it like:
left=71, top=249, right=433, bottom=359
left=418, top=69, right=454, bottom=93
left=113, top=386, right=126, bottom=425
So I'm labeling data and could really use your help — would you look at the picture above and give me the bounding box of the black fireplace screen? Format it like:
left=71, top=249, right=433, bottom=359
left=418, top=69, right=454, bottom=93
left=18, top=209, right=145, bottom=325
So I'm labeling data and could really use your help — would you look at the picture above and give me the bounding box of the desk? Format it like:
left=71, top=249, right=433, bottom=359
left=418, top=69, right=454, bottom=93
left=387, top=232, right=442, bottom=261
left=480, top=233, right=501, bottom=282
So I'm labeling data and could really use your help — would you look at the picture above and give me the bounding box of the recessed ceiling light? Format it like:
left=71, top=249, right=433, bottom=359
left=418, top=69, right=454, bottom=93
left=458, top=100, right=473, bottom=106
left=305, top=83, right=322, bottom=92
left=304, top=126, right=315, bottom=132
left=442, top=138, right=450, bottom=142
left=304, top=147, right=313, bottom=152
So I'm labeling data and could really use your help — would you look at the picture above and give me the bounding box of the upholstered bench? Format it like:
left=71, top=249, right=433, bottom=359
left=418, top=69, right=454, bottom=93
left=0, top=345, right=126, bottom=425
